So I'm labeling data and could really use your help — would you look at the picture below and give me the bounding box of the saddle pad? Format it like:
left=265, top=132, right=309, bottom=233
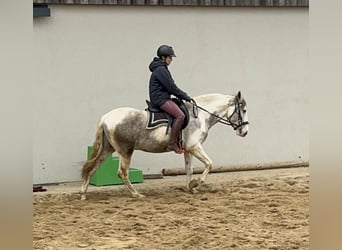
left=146, top=111, right=170, bottom=129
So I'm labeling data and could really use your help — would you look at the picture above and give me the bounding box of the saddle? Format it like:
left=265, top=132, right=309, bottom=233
left=145, top=98, right=190, bottom=134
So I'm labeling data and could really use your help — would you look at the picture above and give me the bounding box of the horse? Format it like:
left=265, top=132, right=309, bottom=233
left=80, top=91, right=249, bottom=200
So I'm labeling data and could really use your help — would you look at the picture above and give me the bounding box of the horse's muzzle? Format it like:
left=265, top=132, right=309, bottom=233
left=238, top=130, right=248, bottom=137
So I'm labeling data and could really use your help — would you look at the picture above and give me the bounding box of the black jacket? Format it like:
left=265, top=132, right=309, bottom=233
left=149, top=57, right=191, bottom=107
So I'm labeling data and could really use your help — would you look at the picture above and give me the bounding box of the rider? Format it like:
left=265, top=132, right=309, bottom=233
left=149, top=45, right=192, bottom=154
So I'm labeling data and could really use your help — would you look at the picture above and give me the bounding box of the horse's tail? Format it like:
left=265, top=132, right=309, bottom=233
left=82, top=119, right=105, bottom=180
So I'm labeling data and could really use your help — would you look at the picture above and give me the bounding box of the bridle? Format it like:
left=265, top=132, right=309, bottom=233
left=190, top=97, right=249, bottom=130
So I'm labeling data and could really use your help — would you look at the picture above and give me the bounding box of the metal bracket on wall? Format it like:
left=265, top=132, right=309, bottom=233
left=33, top=3, right=51, bottom=17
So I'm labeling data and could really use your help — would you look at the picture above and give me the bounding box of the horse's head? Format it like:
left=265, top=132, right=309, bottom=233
left=227, top=91, right=249, bottom=137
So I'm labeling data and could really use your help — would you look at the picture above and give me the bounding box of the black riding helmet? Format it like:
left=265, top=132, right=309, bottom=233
left=157, top=45, right=176, bottom=58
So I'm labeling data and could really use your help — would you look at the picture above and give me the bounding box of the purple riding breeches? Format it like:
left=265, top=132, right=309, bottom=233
left=160, top=100, right=185, bottom=120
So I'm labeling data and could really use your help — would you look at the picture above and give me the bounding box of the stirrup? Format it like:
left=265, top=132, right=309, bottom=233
left=174, top=148, right=184, bottom=154
left=177, top=141, right=184, bottom=154
left=174, top=146, right=184, bottom=154
left=167, top=143, right=184, bottom=154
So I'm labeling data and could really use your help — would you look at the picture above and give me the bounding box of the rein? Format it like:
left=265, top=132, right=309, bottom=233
left=190, top=99, right=249, bottom=130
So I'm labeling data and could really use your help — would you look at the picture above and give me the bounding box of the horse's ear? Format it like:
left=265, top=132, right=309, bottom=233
left=237, top=91, right=241, bottom=100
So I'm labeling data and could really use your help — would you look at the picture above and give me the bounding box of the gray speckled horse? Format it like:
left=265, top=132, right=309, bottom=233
left=80, top=91, right=249, bottom=200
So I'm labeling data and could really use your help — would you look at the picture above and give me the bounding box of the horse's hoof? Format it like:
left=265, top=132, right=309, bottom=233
left=190, top=188, right=199, bottom=194
left=80, top=194, right=87, bottom=201
left=189, top=179, right=201, bottom=189
left=133, top=193, right=145, bottom=199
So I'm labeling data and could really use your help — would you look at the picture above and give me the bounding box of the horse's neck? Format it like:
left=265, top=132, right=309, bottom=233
left=196, top=94, right=234, bottom=129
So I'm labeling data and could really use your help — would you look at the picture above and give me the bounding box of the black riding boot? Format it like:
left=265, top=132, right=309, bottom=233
left=167, top=118, right=184, bottom=154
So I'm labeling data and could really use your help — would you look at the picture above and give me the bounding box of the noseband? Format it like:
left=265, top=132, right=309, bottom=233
left=190, top=97, right=249, bottom=130
left=227, top=99, right=249, bottom=130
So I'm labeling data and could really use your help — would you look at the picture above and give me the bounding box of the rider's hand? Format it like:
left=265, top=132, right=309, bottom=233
left=184, top=96, right=192, bottom=102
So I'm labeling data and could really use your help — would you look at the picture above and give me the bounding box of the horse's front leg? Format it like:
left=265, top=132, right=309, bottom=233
left=184, top=151, right=193, bottom=191
left=188, top=144, right=213, bottom=190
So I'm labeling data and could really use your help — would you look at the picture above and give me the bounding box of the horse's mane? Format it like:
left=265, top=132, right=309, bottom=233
left=195, top=93, right=225, bottom=99
left=194, top=93, right=232, bottom=106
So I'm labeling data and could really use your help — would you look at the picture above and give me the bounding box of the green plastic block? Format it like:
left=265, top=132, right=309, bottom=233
left=87, top=146, right=143, bottom=186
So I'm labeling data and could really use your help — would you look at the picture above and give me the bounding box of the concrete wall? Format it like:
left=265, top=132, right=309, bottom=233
left=33, top=5, right=309, bottom=184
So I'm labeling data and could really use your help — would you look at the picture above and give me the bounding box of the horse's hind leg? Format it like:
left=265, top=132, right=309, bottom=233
left=188, top=144, right=213, bottom=191
left=80, top=140, right=114, bottom=200
left=117, top=152, right=145, bottom=198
